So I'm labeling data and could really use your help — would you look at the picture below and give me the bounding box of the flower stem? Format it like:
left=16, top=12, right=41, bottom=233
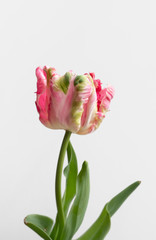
left=55, top=130, right=72, bottom=236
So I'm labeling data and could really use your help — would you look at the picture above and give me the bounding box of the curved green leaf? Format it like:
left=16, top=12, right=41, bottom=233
left=63, top=141, right=78, bottom=215
left=60, top=161, right=90, bottom=240
left=76, top=181, right=141, bottom=240
left=50, top=141, right=78, bottom=240
left=24, top=214, right=53, bottom=240
left=107, top=181, right=141, bottom=217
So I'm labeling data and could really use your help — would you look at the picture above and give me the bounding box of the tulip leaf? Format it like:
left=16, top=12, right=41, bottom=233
left=63, top=141, right=78, bottom=215
left=24, top=214, right=53, bottom=240
left=76, top=181, right=140, bottom=240
left=60, top=161, right=90, bottom=240
left=107, top=180, right=141, bottom=217
left=50, top=141, right=78, bottom=240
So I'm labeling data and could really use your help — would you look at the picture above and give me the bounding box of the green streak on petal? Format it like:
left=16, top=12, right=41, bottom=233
left=71, top=101, right=82, bottom=125
left=44, top=68, right=53, bottom=86
left=74, top=75, right=87, bottom=90
left=47, top=68, right=53, bottom=79
left=71, top=74, right=93, bottom=130
left=71, top=75, right=89, bottom=128
left=54, top=72, right=71, bottom=94
left=74, top=76, right=83, bottom=86
left=73, top=111, right=83, bottom=125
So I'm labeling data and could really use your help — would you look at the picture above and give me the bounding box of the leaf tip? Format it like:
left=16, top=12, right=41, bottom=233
left=82, top=161, right=88, bottom=168
left=24, top=217, right=28, bottom=225
left=135, top=180, right=141, bottom=187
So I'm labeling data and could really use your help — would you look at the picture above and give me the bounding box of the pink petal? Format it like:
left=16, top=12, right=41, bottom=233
left=35, top=66, right=52, bottom=128
left=49, top=73, right=79, bottom=132
left=99, top=86, right=114, bottom=111
left=36, top=67, right=47, bottom=94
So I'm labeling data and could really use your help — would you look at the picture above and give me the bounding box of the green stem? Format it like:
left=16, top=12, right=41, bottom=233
left=55, top=130, right=72, bottom=236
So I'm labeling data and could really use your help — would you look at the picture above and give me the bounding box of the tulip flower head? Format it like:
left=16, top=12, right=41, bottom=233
left=35, top=66, right=114, bottom=134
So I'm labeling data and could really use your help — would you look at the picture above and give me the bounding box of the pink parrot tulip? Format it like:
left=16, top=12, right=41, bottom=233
left=35, top=66, right=114, bottom=134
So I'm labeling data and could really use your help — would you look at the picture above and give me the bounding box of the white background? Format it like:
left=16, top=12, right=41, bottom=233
left=0, top=0, right=156, bottom=239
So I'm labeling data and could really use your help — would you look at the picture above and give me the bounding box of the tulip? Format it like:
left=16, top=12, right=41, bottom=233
left=25, top=69, right=140, bottom=240
left=35, top=66, right=114, bottom=134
